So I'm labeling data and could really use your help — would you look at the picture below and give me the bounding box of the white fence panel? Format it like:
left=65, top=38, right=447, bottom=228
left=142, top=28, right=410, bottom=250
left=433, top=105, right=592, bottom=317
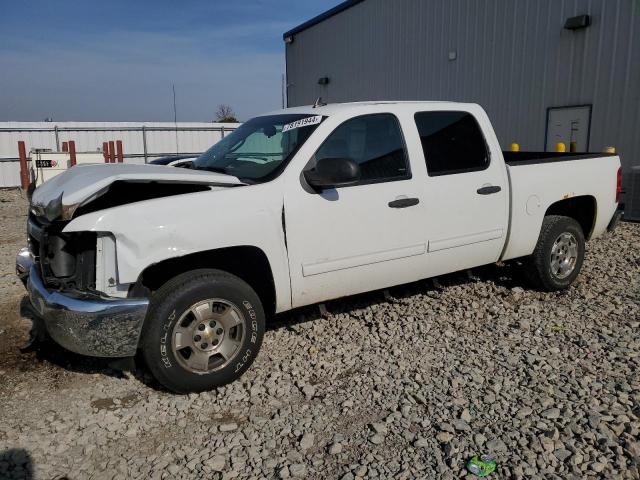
left=0, top=161, right=21, bottom=187
left=0, top=121, right=239, bottom=187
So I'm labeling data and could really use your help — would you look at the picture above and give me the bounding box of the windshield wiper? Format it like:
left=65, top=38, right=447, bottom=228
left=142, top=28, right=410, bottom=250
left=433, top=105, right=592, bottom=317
left=194, top=165, right=252, bottom=185
left=194, top=165, right=229, bottom=174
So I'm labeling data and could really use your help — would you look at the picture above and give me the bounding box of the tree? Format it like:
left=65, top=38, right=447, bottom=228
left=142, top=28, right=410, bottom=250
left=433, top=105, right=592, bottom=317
left=215, top=104, right=238, bottom=123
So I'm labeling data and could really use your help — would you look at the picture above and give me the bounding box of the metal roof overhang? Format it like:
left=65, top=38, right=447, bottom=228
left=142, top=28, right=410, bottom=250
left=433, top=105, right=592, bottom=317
left=283, top=0, right=365, bottom=39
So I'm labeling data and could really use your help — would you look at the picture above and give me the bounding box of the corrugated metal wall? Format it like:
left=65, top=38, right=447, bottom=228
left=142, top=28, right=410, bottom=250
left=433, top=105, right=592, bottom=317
left=285, top=0, right=640, bottom=216
left=0, top=121, right=239, bottom=187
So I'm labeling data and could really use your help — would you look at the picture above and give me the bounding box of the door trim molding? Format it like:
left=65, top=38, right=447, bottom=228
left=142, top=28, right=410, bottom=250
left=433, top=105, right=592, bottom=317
left=428, top=228, right=504, bottom=253
left=302, top=243, right=426, bottom=277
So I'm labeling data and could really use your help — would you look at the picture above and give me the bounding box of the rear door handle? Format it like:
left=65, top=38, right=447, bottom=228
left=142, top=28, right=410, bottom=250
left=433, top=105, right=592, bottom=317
left=477, top=185, right=502, bottom=195
left=388, top=197, right=420, bottom=208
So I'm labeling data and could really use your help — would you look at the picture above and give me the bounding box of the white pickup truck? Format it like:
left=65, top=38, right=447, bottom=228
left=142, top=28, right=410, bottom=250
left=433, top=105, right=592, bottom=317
left=17, top=102, right=622, bottom=393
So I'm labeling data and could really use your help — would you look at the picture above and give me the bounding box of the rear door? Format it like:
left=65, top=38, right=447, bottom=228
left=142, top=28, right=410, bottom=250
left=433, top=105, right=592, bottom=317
left=413, top=110, right=508, bottom=274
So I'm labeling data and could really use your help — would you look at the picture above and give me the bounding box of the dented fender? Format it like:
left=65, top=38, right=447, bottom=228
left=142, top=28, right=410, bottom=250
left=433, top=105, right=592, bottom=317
left=63, top=182, right=292, bottom=312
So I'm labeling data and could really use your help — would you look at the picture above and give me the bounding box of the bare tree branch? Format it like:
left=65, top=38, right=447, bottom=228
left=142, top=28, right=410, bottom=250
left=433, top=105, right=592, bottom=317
left=215, top=104, right=238, bottom=123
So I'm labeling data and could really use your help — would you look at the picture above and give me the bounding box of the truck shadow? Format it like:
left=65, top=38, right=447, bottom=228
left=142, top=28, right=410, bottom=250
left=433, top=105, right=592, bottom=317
left=267, top=261, right=528, bottom=331
left=0, top=448, right=34, bottom=480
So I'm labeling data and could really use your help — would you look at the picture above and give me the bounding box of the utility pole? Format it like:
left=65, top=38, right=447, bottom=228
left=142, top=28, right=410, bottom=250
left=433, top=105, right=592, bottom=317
left=172, top=84, right=179, bottom=154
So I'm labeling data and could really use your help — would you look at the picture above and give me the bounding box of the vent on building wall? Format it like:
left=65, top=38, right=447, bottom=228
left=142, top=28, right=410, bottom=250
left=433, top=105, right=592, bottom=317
left=564, top=14, right=591, bottom=30
left=626, top=166, right=640, bottom=222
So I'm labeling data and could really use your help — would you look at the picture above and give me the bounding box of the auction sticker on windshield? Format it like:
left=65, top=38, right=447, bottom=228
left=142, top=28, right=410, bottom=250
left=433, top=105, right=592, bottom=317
left=282, top=115, right=322, bottom=132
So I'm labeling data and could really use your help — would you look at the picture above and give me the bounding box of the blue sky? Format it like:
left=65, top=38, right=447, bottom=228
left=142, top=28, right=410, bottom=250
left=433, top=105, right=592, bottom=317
left=0, top=0, right=342, bottom=122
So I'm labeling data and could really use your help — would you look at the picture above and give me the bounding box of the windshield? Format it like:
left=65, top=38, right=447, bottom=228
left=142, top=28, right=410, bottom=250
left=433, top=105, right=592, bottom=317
left=193, top=114, right=325, bottom=182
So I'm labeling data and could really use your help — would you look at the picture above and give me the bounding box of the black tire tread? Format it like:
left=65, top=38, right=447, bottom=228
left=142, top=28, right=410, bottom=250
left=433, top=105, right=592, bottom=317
left=524, top=215, right=585, bottom=292
left=141, top=268, right=264, bottom=393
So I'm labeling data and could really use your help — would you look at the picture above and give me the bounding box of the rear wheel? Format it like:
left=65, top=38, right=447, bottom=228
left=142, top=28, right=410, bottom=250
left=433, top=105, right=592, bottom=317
left=524, top=215, right=585, bottom=291
left=141, top=269, right=264, bottom=393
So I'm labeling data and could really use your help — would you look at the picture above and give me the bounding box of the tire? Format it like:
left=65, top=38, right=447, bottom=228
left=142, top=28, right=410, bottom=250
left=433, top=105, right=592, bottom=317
left=524, top=215, right=585, bottom=292
left=141, top=269, right=265, bottom=393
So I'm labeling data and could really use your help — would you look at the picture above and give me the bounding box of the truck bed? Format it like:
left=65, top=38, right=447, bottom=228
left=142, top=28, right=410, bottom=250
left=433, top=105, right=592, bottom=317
left=501, top=152, right=620, bottom=262
left=503, top=151, right=618, bottom=166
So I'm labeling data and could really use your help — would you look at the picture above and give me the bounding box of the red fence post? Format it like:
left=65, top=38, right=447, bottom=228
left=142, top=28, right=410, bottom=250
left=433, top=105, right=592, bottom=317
left=18, top=141, right=29, bottom=190
left=69, top=141, right=77, bottom=166
left=116, top=140, right=123, bottom=163
left=62, top=142, right=69, bottom=152
left=108, top=141, right=116, bottom=163
left=102, top=142, right=109, bottom=163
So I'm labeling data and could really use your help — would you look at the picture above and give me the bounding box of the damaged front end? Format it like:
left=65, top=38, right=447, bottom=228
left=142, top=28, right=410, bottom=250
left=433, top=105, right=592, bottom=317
left=19, top=164, right=244, bottom=358
left=19, top=213, right=149, bottom=357
left=28, top=216, right=96, bottom=290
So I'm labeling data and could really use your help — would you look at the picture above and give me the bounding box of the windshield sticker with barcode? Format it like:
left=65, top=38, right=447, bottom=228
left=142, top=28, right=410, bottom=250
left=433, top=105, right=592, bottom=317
left=282, top=115, right=322, bottom=132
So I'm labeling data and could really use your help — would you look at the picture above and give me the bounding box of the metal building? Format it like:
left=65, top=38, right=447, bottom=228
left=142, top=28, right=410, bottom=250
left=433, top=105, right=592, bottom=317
left=283, top=0, right=640, bottom=219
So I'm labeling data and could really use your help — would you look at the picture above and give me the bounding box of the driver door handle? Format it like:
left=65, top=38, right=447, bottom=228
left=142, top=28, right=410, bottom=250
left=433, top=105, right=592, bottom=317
left=477, top=185, right=502, bottom=195
left=388, top=197, right=420, bottom=208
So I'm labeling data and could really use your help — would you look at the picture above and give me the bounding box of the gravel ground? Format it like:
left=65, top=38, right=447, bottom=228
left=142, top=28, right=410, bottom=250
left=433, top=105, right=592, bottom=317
left=0, top=187, right=639, bottom=480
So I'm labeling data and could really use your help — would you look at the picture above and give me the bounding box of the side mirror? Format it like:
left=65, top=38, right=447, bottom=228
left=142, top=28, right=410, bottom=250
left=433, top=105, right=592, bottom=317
left=303, top=157, right=361, bottom=190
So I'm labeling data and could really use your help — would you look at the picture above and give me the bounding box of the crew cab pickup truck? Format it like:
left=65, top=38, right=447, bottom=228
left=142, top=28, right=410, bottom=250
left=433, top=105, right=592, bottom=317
left=17, top=102, right=622, bottom=393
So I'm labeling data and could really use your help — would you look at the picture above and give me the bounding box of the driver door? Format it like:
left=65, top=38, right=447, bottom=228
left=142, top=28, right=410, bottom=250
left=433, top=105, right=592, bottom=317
left=284, top=113, right=429, bottom=308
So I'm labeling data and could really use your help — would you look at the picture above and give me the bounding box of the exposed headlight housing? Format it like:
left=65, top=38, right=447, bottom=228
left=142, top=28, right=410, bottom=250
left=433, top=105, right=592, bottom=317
left=30, top=192, right=79, bottom=221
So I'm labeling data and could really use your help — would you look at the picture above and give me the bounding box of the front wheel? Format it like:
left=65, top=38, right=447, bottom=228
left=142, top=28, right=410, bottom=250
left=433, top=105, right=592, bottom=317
left=141, top=269, right=265, bottom=393
left=524, top=215, right=585, bottom=291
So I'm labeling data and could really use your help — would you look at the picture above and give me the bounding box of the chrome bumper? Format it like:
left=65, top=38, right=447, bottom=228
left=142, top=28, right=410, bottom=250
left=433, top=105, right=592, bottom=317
left=17, top=248, right=149, bottom=357
left=16, top=247, right=32, bottom=285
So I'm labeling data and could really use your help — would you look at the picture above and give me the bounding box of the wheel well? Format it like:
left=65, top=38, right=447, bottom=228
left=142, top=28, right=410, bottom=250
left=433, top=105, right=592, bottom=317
left=545, top=196, right=596, bottom=239
left=137, top=246, right=277, bottom=315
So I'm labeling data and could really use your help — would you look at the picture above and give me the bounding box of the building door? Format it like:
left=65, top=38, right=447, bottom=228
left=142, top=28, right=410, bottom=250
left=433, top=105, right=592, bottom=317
left=546, top=105, right=591, bottom=152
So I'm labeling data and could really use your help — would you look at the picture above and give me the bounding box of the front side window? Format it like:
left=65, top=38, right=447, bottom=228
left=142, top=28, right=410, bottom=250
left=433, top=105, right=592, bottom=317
left=414, top=111, right=489, bottom=176
left=314, top=113, right=409, bottom=184
left=193, top=114, right=324, bottom=182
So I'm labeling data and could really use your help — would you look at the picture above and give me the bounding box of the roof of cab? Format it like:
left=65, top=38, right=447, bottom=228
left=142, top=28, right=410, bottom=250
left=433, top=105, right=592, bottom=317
left=263, top=101, right=478, bottom=117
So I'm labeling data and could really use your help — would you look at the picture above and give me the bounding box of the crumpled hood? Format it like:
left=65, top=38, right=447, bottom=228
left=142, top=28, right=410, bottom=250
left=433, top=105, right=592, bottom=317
left=30, top=163, right=244, bottom=220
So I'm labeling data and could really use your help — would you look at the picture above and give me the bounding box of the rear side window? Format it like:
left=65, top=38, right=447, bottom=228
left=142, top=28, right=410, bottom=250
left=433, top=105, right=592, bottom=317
left=414, top=111, right=488, bottom=176
left=315, top=113, right=409, bottom=184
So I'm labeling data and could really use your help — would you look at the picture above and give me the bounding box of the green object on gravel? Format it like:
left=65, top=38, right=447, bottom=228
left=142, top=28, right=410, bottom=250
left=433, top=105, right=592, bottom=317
left=466, top=454, right=496, bottom=477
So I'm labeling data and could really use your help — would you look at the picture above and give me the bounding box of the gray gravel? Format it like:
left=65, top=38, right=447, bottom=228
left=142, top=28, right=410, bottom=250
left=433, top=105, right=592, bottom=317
left=0, top=188, right=639, bottom=479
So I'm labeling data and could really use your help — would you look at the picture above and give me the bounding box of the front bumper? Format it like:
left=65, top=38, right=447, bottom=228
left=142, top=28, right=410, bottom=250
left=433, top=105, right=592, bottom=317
left=18, top=249, right=149, bottom=357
